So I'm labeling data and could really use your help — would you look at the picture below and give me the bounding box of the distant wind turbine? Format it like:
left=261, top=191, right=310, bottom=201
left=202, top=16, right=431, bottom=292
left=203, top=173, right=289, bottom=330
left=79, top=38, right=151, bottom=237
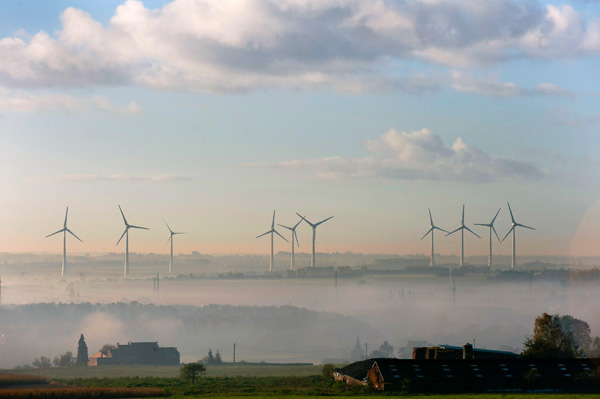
left=278, top=216, right=303, bottom=270
left=420, top=208, right=448, bottom=267
left=163, top=219, right=186, bottom=274
left=474, top=208, right=501, bottom=268
left=296, top=213, right=334, bottom=268
left=116, top=205, right=149, bottom=277
left=45, top=207, right=83, bottom=276
left=446, top=204, right=480, bottom=268
left=256, top=210, right=288, bottom=272
left=502, top=202, right=535, bottom=269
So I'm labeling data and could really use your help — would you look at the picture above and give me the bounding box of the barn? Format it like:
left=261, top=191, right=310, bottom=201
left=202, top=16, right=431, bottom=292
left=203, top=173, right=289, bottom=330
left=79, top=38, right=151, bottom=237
left=88, top=341, right=180, bottom=366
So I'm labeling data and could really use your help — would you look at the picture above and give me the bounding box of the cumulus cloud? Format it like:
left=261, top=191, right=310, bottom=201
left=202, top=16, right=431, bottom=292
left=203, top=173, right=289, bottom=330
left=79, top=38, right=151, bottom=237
left=449, top=71, right=574, bottom=98
left=0, top=89, right=141, bottom=113
left=27, top=173, right=193, bottom=183
left=247, top=128, right=545, bottom=183
left=0, top=0, right=595, bottom=93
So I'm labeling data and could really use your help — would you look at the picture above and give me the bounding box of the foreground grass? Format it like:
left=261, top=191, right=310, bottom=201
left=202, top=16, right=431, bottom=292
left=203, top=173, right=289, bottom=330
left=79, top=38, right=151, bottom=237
left=6, top=364, right=321, bottom=379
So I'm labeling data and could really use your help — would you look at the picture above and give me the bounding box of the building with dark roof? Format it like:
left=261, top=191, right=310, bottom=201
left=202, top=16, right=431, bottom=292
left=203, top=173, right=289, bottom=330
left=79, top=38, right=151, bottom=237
left=368, top=358, right=600, bottom=392
left=88, top=341, right=180, bottom=366
left=413, top=343, right=521, bottom=360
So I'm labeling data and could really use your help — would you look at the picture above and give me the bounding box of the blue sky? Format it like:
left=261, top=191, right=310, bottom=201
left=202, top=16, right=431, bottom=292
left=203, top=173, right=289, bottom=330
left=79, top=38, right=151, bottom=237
left=1, top=0, right=600, bottom=258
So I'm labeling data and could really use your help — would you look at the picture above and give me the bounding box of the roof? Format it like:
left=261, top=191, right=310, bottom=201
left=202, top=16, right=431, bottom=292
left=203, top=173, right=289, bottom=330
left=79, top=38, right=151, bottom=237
left=336, top=358, right=380, bottom=381
left=372, top=358, right=599, bottom=384
left=438, top=344, right=520, bottom=358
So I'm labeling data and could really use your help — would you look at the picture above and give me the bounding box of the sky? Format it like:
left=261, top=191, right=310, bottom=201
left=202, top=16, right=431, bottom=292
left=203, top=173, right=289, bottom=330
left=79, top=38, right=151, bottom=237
left=1, top=0, right=600, bottom=258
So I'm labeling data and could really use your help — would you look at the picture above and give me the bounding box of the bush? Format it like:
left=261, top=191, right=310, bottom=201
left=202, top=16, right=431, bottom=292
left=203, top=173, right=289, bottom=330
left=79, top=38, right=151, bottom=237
left=322, top=363, right=335, bottom=378
left=180, top=362, right=206, bottom=384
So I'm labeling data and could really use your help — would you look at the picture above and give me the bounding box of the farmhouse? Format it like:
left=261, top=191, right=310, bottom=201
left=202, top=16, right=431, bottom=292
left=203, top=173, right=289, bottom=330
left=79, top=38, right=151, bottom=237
left=88, top=341, right=180, bottom=366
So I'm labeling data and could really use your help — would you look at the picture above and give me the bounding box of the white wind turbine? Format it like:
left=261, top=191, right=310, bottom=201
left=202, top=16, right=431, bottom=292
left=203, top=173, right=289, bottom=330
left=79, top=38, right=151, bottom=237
left=116, top=205, right=149, bottom=277
left=296, top=213, right=333, bottom=268
left=502, top=202, right=535, bottom=269
left=421, top=208, right=448, bottom=267
left=278, top=216, right=303, bottom=270
left=446, top=204, right=480, bottom=268
left=45, top=207, right=83, bottom=276
left=163, top=219, right=186, bottom=274
left=256, top=210, right=288, bottom=272
left=474, top=208, right=501, bottom=268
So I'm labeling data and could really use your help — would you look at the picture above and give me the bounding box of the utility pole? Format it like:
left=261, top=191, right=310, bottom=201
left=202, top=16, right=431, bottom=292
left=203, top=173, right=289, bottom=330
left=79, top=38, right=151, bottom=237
left=0, top=276, right=2, bottom=306
left=334, top=270, right=337, bottom=287
left=452, top=281, right=456, bottom=304
left=365, top=343, right=368, bottom=359
left=156, top=272, right=160, bottom=295
left=233, top=342, right=236, bottom=364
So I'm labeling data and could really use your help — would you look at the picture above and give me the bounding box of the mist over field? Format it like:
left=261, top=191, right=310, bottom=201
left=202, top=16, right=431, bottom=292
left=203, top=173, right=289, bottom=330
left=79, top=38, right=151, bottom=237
left=1, top=254, right=599, bottom=369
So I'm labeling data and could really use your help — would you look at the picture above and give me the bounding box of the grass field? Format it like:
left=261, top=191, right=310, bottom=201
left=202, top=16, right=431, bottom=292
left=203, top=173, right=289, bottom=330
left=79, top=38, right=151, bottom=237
left=5, top=364, right=322, bottom=379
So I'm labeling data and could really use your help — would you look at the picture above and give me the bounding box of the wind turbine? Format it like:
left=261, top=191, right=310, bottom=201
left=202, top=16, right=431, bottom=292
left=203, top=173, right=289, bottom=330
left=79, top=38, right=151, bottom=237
left=116, top=205, right=149, bottom=277
left=278, top=216, right=303, bottom=270
left=256, top=210, right=288, bottom=272
left=163, top=219, right=186, bottom=274
left=296, top=213, right=334, bottom=268
left=420, top=208, right=448, bottom=267
left=502, top=202, right=535, bottom=269
left=45, top=207, right=83, bottom=276
left=446, top=204, right=480, bottom=268
left=474, top=208, right=501, bottom=268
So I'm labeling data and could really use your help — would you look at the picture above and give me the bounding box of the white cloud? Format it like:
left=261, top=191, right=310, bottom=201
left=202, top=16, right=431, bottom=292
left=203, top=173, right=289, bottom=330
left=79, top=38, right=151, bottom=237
left=27, top=173, right=192, bottom=183
left=246, top=128, right=545, bottom=183
left=0, top=0, right=596, bottom=93
left=449, top=71, right=574, bottom=98
left=0, top=89, right=141, bottom=113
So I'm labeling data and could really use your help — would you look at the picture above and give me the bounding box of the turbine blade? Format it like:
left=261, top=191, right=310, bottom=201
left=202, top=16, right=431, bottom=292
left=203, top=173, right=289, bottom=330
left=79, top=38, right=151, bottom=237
left=130, top=225, right=149, bottom=230
left=116, top=228, right=128, bottom=246
left=315, top=216, right=334, bottom=226
left=162, top=218, right=173, bottom=234
left=166, top=235, right=172, bottom=245
left=507, top=202, right=515, bottom=223
left=173, top=232, right=186, bottom=235
left=274, top=229, right=288, bottom=242
left=473, top=223, right=490, bottom=227
left=296, top=213, right=314, bottom=227
left=64, top=207, right=69, bottom=228
left=66, top=229, right=83, bottom=243
left=445, top=227, right=461, bottom=236
left=465, top=226, right=481, bottom=239
left=491, top=208, right=501, bottom=225
left=256, top=230, right=272, bottom=239
left=428, top=208, right=433, bottom=226
left=293, top=218, right=303, bottom=229
left=272, top=209, right=276, bottom=229
left=461, top=204, right=465, bottom=225
left=492, top=225, right=501, bottom=243
left=278, top=224, right=293, bottom=231
left=433, top=226, right=449, bottom=234
left=502, top=226, right=515, bottom=242
left=45, top=228, right=65, bottom=238
left=118, top=205, right=128, bottom=226
left=421, top=227, right=433, bottom=240
left=294, top=230, right=299, bottom=247
left=517, top=223, right=536, bottom=230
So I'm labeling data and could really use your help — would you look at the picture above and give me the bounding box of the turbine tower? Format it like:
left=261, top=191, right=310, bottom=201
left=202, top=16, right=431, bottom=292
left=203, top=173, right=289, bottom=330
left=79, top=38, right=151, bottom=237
left=296, top=213, right=333, bottom=268
left=163, top=219, right=186, bottom=274
left=446, top=204, right=480, bottom=268
left=116, top=205, right=149, bottom=277
left=45, top=207, right=83, bottom=276
left=278, top=216, right=303, bottom=270
left=502, top=202, right=535, bottom=269
left=256, top=210, right=288, bottom=272
left=474, top=208, right=501, bottom=268
left=420, top=208, right=448, bottom=267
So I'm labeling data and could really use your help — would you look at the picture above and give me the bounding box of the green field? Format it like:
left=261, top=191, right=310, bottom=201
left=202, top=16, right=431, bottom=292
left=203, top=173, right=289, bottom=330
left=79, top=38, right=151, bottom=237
left=4, top=364, right=322, bottom=379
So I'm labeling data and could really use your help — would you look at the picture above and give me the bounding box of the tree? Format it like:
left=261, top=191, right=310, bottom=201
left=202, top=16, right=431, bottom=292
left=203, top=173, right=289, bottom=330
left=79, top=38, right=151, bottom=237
left=522, top=313, right=582, bottom=358
left=370, top=341, right=394, bottom=358
left=203, top=349, right=215, bottom=364
left=214, top=350, right=223, bottom=364
left=77, top=334, right=89, bottom=366
left=180, top=362, right=206, bottom=384
left=32, top=356, right=51, bottom=368
left=560, top=315, right=592, bottom=351
left=322, top=363, right=335, bottom=378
